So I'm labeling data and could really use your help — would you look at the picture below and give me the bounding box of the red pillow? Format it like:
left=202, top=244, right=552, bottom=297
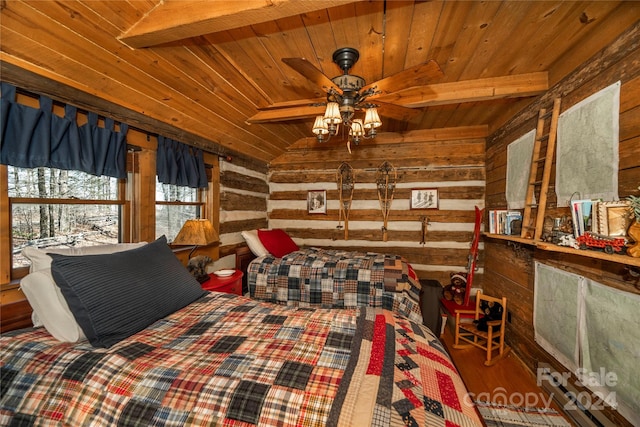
left=257, top=229, right=299, bottom=258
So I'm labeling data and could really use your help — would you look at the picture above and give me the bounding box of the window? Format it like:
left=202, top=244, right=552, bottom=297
left=9, top=166, right=124, bottom=270
left=155, top=180, right=204, bottom=242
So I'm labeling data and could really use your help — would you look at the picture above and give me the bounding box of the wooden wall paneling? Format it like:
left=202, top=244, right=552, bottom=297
left=488, top=21, right=640, bottom=149
left=482, top=24, right=639, bottom=427
left=220, top=170, right=270, bottom=194
left=267, top=130, right=486, bottom=287
left=134, top=150, right=157, bottom=243
left=0, top=165, right=9, bottom=285
left=0, top=294, right=33, bottom=333
left=221, top=192, right=267, bottom=212
left=217, top=161, right=269, bottom=260
left=270, top=139, right=486, bottom=171
left=546, top=2, right=640, bottom=86
left=206, top=157, right=220, bottom=247
left=220, top=219, right=269, bottom=236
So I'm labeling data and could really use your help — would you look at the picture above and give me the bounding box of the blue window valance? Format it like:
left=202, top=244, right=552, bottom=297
left=156, top=135, right=207, bottom=189
left=0, top=82, right=128, bottom=179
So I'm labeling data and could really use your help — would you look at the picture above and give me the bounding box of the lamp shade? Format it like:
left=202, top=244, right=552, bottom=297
left=172, top=219, right=219, bottom=246
left=363, top=107, right=382, bottom=129
left=323, top=102, right=342, bottom=124
left=312, top=116, right=329, bottom=135
left=349, top=119, right=364, bottom=137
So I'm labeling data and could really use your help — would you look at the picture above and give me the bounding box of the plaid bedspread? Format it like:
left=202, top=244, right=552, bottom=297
left=248, top=247, right=424, bottom=324
left=0, top=294, right=481, bottom=427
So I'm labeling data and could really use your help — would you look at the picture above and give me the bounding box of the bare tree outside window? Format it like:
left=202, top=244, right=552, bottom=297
left=155, top=180, right=201, bottom=242
left=9, top=166, right=121, bottom=268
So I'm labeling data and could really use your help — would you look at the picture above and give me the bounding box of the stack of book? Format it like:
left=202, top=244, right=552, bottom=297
left=488, top=210, right=522, bottom=235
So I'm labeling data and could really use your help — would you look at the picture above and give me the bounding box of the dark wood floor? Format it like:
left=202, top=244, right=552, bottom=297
left=440, top=327, right=575, bottom=426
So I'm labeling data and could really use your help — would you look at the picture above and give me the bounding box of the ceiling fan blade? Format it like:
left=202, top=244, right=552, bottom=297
left=282, top=57, right=341, bottom=93
left=247, top=104, right=326, bottom=124
left=363, top=59, right=443, bottom=96
left=374, top=101, right=422, bottom=122
left=257, top=98, right=326, bottom=110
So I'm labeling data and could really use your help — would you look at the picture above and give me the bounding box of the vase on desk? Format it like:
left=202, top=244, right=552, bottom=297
left=628, top=220, right=640, bottom=258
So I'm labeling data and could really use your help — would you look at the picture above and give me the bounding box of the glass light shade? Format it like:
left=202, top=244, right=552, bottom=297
left=363, top=107, right=382, bottom=129
left=172, top=219, right=219, bottom=246
left=349, top=119, right=364, bottom=136
left=312, top=116, right=329, bottom=135
left=323, top=102, right=342, bottom=124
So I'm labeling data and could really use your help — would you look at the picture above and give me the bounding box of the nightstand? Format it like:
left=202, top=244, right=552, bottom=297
left=201, top=270, right=244, bottom=296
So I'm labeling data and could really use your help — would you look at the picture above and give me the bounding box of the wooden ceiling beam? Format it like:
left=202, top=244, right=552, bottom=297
left=380, top=72, right=549, bottom=108
left=119, top=0, right=362, bottom=49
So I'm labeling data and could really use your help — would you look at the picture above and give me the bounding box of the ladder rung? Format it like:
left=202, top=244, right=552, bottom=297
left=530, top=180, right=543, bottom=185
left=533, top=158, right=546, bottom=163
left=526, top=203, right=538, bottom=207
left=537, top=134, right=549, bottom=142
left=540, top=110, right=553, bottom=119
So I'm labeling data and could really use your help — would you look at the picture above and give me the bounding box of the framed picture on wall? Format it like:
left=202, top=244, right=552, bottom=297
left=411, top=188, right=438, bottom=210
left=308, top=190, right=327, bottom=214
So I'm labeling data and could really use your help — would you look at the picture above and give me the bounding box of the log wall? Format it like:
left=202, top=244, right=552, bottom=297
left=268, top=127, right=487, bottom=285
left=483, top=24, right=640, bottom=427
left=217, top=157, right=269, bottom=264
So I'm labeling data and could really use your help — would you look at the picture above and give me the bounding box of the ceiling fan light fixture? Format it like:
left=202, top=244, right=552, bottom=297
left=323, top=102, right=342, bottom=125
left=312, top=116, right=329, bottom=136
left=363, top=107, right=382, bottom=129
left=350, top=119, right=364, bottom=136
left=303, top=48, right=386, bottom=150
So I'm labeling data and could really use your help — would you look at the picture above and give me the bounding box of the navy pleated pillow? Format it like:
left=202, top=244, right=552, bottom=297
left=50, top=236, right=206, bottom=348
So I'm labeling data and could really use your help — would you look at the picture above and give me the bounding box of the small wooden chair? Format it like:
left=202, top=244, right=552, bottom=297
left=453, top=291, right=511, bottom=366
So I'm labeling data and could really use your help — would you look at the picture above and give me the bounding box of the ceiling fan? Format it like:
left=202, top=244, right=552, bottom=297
left=250, top=47, right=443, bottom=130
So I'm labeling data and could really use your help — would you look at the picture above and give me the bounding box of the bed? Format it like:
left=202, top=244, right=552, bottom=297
left=242, top=229, right=424, bottom=324
left=0, top=237, right=482, bottom=426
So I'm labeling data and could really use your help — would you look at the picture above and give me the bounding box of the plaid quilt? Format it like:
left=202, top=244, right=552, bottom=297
left=0, top=294, right=481, bottom=427
left=248, top=247, right=424, bottom=324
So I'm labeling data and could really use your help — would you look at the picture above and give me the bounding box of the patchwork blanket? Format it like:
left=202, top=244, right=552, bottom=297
left=0, top=294, right=481, bottom=427
left=248, top=247, right=424, bottom=324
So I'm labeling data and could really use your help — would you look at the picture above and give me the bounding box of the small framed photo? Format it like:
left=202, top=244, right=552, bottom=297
left=308, top=190, right=327, bottom=214
left=411, top=188, right=438, bottom=210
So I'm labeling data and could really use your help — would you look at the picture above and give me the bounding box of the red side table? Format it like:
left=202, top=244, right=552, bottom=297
left=201, top=270, right=244, bottom=296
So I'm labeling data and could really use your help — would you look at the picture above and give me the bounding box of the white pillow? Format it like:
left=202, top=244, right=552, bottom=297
left=21, top=242, right=147, bottom=342
left=241, top=230, right=269, bottom=257
left=23, top=243, right=147, bottom=273
left=21, top=270, right=86, bottom=342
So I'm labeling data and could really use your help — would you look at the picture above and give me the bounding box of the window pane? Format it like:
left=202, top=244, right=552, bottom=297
left=8, top=166, right=118, bottom=200
left=155, top=180, right=200, bottom=242
left=156, top=181, right=198, bottom=202
left=156, top=205, right=199, bottom=242
left=12, top=203, right=120, bottom=268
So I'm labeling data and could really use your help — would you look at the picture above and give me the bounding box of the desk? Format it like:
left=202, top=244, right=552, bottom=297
left=201, top=270, right=243, bottom=296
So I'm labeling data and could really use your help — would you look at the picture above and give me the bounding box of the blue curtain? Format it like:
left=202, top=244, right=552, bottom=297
left=1, top=82, right=128, bottom=179
left=156, top=135, right=207, bottom=189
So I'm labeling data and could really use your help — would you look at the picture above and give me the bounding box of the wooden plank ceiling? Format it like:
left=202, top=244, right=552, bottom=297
left=0, top=1, right=637, bottom=164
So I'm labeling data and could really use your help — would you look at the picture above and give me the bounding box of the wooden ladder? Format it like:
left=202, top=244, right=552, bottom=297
left=521, top=98, right=561, bottom=240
